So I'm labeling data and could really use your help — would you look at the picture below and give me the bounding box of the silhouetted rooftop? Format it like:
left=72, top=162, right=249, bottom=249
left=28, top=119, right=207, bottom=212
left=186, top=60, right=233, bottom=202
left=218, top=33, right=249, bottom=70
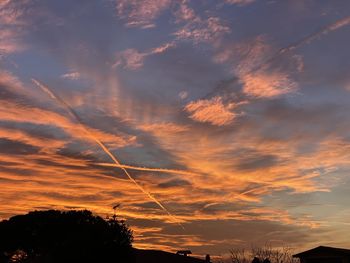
left=133, top=249, right=206, bottom=263
left=293, top=246, right=350, bottom=258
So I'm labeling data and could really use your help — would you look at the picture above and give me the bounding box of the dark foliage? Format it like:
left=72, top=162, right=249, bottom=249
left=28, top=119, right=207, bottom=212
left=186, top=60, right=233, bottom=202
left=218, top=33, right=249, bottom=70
left=0, top=210, right=133, bottom=263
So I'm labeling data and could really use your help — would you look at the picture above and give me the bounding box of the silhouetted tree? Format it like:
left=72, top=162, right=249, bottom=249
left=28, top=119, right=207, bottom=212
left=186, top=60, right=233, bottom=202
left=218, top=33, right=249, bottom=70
left=230, top=245, right=299, bottom=263
left=0, top=210, right=133, bottom=263
left=230, top=248, right=250, bottom=263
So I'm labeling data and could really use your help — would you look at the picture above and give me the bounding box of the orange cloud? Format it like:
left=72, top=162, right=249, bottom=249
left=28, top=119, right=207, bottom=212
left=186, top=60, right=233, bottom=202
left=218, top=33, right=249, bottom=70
left=241, top=70, right=297, bottom=98
left=184, top=97, right=238, bottom=126
left=0, top=71, right=342, bottom=258
left=3, top=1, right=350, bottom=256
left=0, top=99, right=136, bottom=148
left=213, top=36, right=300, bottom=99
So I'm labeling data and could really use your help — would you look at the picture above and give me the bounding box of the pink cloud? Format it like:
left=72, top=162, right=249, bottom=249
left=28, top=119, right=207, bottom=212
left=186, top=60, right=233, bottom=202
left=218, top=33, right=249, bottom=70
left=0, top=0, right=25, bottom=26
left=113, top=48, right=146, bottom=70
left=241, top=70, right=298, bottom=98
left=213, top=35, right=271, bottom=74
left=113, top=42, right=175, bottom=70
left=115, top=0, right=231, bottom=49
left=214, top=36, right=299, bottom=99
left=224, top=0, right=255, bottom=5
left=116, top=0, right=171, bottom=28
left=173, top=0, right=196, bottom=23
left=61, top=72, right=80, bottom=80
left=150, top=42, right=176, bottom=54
left=178, top=90, right=188, bottom=100
left=0, top=71, right=23, bottom=89
left=174, top=16, right=230, bottom=45
left=184, top=96, right=238, bottom=126
left=0, top=0, right=26, bottom=54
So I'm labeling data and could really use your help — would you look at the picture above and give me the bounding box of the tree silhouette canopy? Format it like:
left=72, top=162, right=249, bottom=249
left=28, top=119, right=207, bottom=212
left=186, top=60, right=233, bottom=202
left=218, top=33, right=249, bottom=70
left=0, top=210, right=133, bottom=263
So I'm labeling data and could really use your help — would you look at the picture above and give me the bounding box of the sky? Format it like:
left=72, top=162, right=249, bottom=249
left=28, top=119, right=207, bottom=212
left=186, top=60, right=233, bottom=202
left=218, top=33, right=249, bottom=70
left=1, top=0, right=350, bottom=257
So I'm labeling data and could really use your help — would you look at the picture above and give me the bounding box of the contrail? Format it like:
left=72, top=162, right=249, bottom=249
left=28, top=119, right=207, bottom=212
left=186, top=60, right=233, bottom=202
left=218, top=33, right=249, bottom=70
left=96, top=162, right=199, bottom=176
left=278, top=16, right=350, bottom=55
left=254, top=15, right=350, bottom=73
left=32, top=78, right=185, bottom=229
left=232, top=187, right=265, bottom=201
left=205, top=15, right=350, bottom=99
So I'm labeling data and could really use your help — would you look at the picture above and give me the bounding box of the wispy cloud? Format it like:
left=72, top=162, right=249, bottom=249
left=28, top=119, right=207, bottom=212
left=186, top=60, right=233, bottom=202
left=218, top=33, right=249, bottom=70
left=178, top=91, right=188, bottom=100
left=241, top=70, right=297, bottom=98
left=114, top=0, right=231, bottom=72
left=173, top=0, right=196, bottom=23
left=214, top=36, right=300, bottom=99
left=113, top=48, right=146, bottom=70
left=0, top=1, right=27, bottom=54
left=116, top=0, right=171, bottom=28
left=113, top=42, right=175, bottom=70
left=174, top=16, right=230, bottom=45
left=2, top=0, right=350, bottom=255
left=224, top=0, right=255, bottom=5
left=278, top=16, right=350, bottom=55
left=184, top=97, right=239, bottom=126
left=32, top=78, right=185, bottom=229
left=61, top=72, right=81, bottom=80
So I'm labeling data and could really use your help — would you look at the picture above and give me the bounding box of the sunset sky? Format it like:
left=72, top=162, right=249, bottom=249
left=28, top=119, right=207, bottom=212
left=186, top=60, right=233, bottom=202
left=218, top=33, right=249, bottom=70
left=1, top=0, right=350, bottom=256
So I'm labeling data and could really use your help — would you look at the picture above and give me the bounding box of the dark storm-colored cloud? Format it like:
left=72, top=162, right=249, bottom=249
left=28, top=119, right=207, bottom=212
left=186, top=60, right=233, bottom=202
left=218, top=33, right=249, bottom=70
left=0, top=121, right=70, bottom=141
left=0, top=138, right=40, bottom=155
left=135, top=202, right=161, bottom=210
left=0, top=84, right=25, bottom=102
left=0, top=160, right=19, bottom=167
left=42, top=191, right=107, bottom=203
left=167, top=219, right=314, bottom=246
left=0, top=166, right=36, bottom=176
left=248, top=98, right=350, bottom=144
left=127, top=216, right=317, bottom=254
left=158, top=178, right=192, bottom=188
left=35, top=159, right=87, bottom=170
left=56, top=144, right=96, bottom=161
left=260, top=99, right=344, bottom=125
left=73, top=109, right=187, bottom=170
left=235, top=152, right=279, bottom=171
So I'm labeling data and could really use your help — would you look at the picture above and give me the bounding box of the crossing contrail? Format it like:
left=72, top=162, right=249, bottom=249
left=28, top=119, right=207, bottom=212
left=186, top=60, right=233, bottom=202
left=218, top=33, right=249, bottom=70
left=251, top=15, right=350, bottom=74
left=96, top=162, right=199, bottom=176
left=32, top=78, right=185, bottom=229
left=205, top=15, right=350, bottom=99
left=278, top=16, right=350, bottom=55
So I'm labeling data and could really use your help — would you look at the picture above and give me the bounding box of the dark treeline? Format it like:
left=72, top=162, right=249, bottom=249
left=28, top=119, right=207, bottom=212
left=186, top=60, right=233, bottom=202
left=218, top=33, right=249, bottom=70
left=0, top=210, right=300, bottom=263
left=0, top=210, right=133, bottom=263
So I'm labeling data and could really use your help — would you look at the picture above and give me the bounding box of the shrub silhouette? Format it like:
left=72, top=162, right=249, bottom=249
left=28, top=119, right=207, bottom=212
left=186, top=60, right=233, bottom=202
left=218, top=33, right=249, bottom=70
left=0, top=210, right=133, bottom=263
left=229, top=245, right=299, bottom=263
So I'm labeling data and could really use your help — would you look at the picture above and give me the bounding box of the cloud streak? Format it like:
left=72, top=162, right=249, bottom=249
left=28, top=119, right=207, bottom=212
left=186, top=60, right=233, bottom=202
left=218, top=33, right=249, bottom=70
left=2, top=0, right=350, bottom=256
left=113, top=42, right=176, bottom=70
left=96, top=162, right=199, bottom=177
left=278, top=16, right=350, bottom=55
left=116, top=0, right=171, bottom=28
left=184, top=96, right=238, bottom=126
left=32, top=79, right=184, bottom=229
